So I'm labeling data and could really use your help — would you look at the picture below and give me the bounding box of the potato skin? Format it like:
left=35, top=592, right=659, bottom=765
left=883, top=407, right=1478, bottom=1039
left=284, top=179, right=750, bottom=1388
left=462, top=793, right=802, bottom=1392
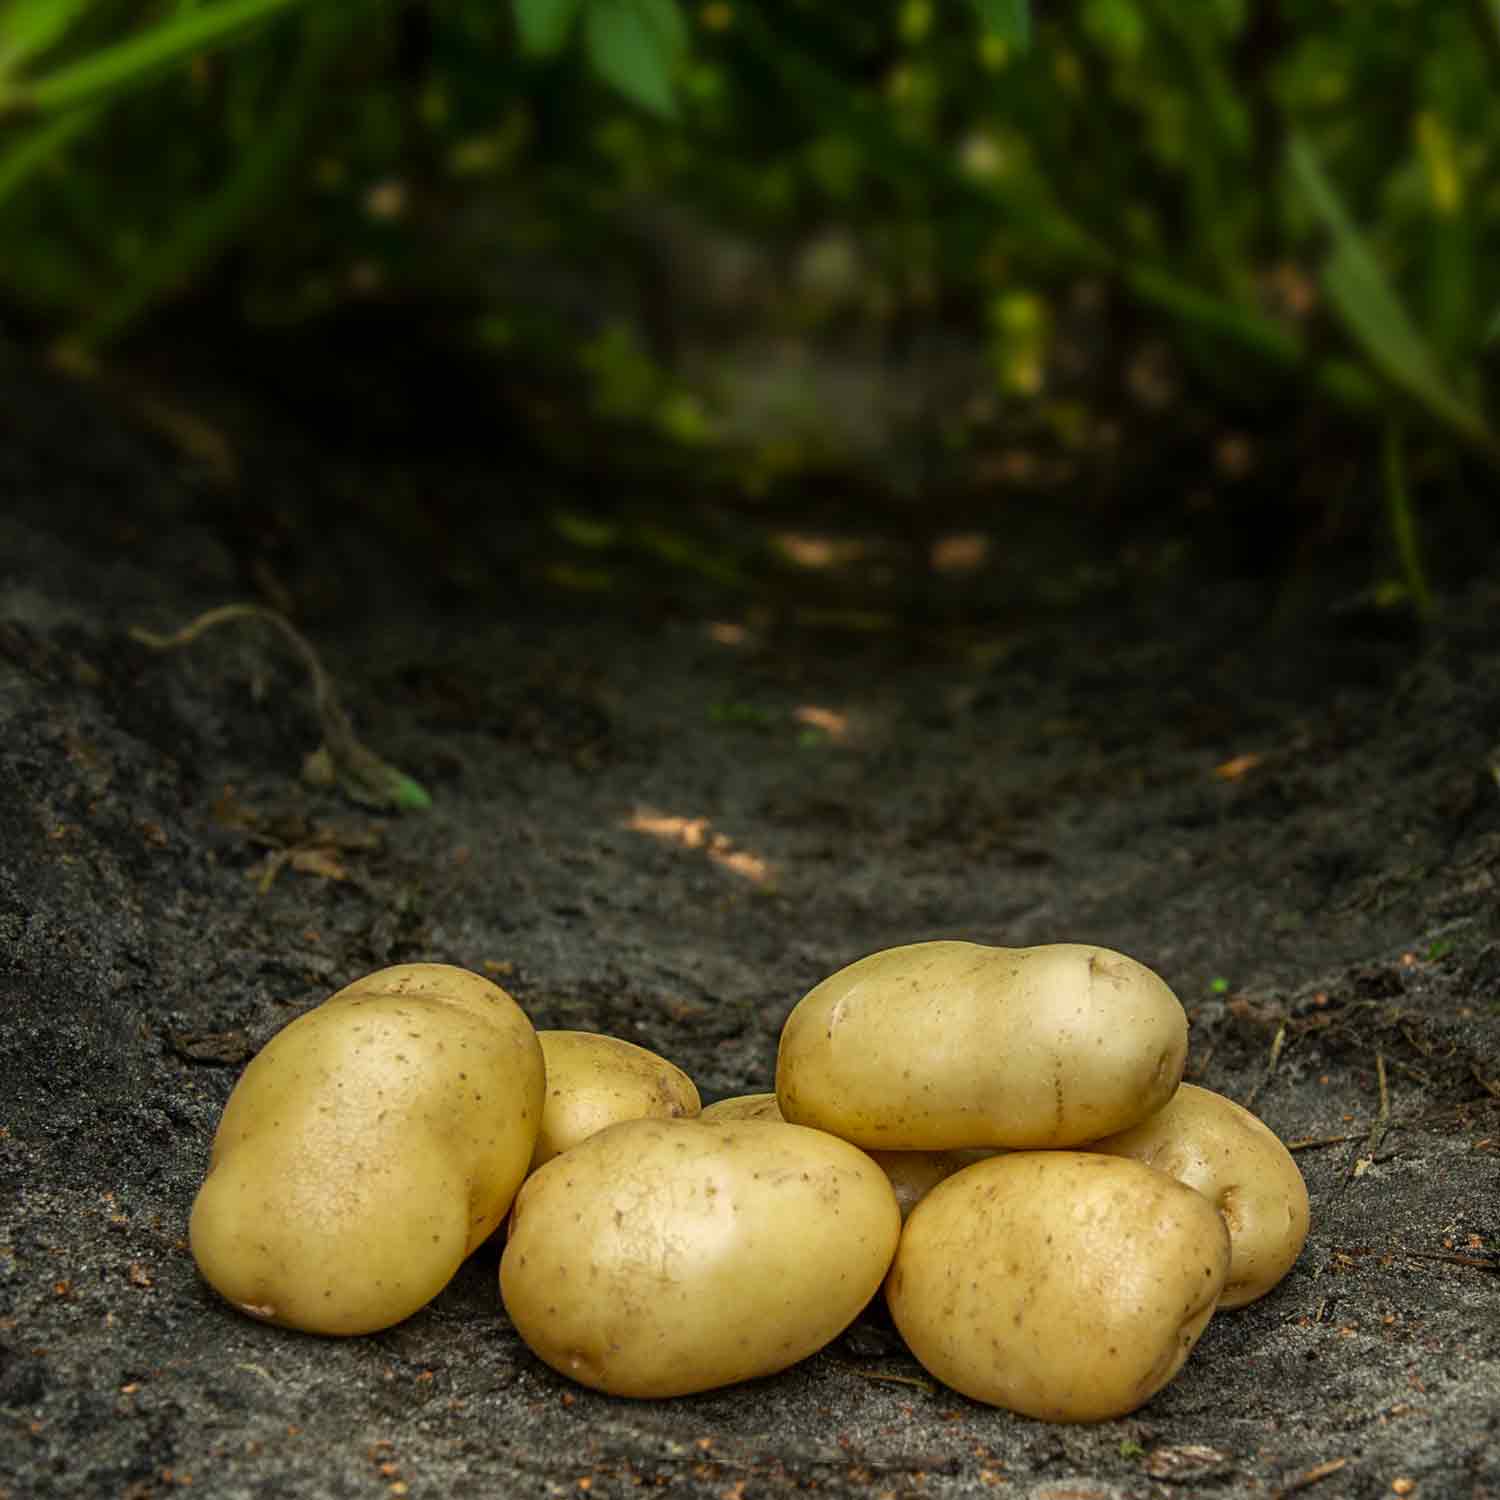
left=1087, top=1083, right=1310, bottom=1307
left=190, top=963, right=544, bottom=1335
left=500, top=1118, right=901, bottom=1397
left=777, top=941, right=1187, bottom=1149
left=866, top=1149, right=972, bottom=1221
left=886, top=1152, right=1230, bottom=1421
left=698, top=1093, right=976, bottom=1219
left=532, top=1030, right=700, bottom=1169
left=699, top=1092, right=783, bottom=1123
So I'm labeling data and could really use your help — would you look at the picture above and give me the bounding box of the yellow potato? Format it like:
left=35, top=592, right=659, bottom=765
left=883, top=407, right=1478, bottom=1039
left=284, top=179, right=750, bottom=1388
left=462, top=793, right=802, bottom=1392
left=1087, top=1083, right=1310, bottom=1308
left=887, top=1152, right=1230, bottom=1421
left=190, top=963, right=544, bottom=1335
left=500, top=1117, right=901, bottom=1397
left=866, top=1149, right=973, bottom=1220
left=699, top=1092, right=978, bottom=1219
left=699, top=1091, right=782, bottom=1123
left=777, top=941, right=1188, bottom=1149
left=532, top=1030, right=700, bottom=1169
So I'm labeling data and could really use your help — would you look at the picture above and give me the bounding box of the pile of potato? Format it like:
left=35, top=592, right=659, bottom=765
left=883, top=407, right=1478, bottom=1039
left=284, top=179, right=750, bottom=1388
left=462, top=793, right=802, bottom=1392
left=190, top=942, right=1310, bottom=1422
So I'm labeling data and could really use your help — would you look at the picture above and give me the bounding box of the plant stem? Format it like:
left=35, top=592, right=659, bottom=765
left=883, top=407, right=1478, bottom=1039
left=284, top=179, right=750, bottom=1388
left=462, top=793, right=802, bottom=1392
left=1383, top=422, right=1435, bottom=621
left=130, top=604, right=432, bottom=812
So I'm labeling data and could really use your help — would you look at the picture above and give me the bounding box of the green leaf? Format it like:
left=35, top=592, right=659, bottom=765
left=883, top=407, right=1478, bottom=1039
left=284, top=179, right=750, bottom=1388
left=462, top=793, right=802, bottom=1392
left=1287, top=131, right=1493, bottom=454
left=584, top=0, right=681, bottom=118
left=513, top=0, right=583, bottom=56
left=1486, top=302, right=1500, bottom=347
left=970, top=0, right=1030, bottom=50
left=636, top=0, right=687, bottom=54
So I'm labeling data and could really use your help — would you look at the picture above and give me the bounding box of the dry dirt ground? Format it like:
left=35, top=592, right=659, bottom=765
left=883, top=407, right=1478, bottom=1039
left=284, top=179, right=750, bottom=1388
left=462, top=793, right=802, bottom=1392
left=2, top=352, right=1499, bottom=1500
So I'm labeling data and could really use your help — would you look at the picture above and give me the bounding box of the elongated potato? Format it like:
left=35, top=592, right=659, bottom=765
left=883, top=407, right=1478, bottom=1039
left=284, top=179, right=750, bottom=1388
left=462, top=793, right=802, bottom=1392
left=887, top=1152, right=1230, bottom=1421
left=777, top=941, right=1187, bottom=1149
left=500, top=1118, right=901, bottom=1397
left=1087, top=1083, right=1310, bottom=1307
left=190, top=963, right=544, bottom=1335
left=532, top=1030, right=700, bottom=1169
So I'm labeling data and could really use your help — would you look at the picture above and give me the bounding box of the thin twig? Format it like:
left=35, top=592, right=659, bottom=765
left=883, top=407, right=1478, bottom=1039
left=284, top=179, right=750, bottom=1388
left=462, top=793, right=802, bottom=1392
left=1286, top=1133, right=1362, bottom=1152
left=1340, top=1053, right=1394, bottom=1184
left=1471, top=1063, right=1500, bottom=1100
left=131, top=604, right=429, bottom=812
left=839, top=1364, right=938, bottom=1394
left=1367, top=1052, right=1391, bottom=1157
left=1243, top=1021, right=1287, bottom=1110
left=1402, top=1250, right=1499, bottom=1273
left=1384, top=1057, right=1430, bottom=1087
left=1274, top=1456, right=1348, bottom=1496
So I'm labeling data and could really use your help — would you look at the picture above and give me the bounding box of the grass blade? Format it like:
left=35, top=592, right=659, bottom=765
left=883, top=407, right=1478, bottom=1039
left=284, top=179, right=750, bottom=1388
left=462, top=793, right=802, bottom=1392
left=0, top=0, right=98, bottom=77
left=0, top=0, right=308, bottom=118
left=1383, top=422, right=1434, bottom=621
left=1287, top=130, right=1495, bottom=457
left=66, top=9, right=341, bottom=350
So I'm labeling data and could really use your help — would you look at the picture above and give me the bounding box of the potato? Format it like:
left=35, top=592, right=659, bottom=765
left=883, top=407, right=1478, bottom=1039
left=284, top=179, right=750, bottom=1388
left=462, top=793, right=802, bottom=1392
left=866, top=1149, right=973, bottom=1220
left=532, top=1030, right=700, bottom=1169
left=777, top=941, right=1187, bottom=1149
left=699, top=1092, right=977, bottom=1219
left=190, top=963, right=544, bottom=1335
left=1087, top=1083, right=1310, bottom=1308
left=699, top=1091, right=783, bottom=1123
left=500, top=1117, right=901, bottom=1397
left=887, top=1152, right=1230, bottom=1421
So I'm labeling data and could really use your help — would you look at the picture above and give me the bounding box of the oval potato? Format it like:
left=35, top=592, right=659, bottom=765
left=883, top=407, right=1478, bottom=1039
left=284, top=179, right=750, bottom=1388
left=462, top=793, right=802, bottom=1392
left=777, top=941, right=1187, bottom=1149
left=500, top=1118, right=901, bottom=1397
left=887, top=1152, right=1230, bottom=1421
left=191, top=963, right=544, bottom=1335
left=532, top=1030, right=700, bottom=1169
left=1087, top=1083, right=1310, bottom=1307
left=699, top=1092, right=977, bottom=1219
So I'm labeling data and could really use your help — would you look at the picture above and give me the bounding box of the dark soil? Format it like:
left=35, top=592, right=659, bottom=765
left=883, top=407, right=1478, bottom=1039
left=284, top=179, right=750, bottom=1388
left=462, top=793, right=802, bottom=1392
left=2, top=346, right=1498, bottom=1500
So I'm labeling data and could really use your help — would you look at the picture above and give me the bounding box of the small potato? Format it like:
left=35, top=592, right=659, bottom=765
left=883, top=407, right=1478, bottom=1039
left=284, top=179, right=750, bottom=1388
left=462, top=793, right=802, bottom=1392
left=532, top=1030, right=700, bottom=1169
left=699, top=1093, right=975, bottom=1219
left=777, top=941, right=1187, bottom=1149
left=699, top=1092, right=783, bottom=1123
left=500, top=1118, right=901, bottom=1397
left=1087, top=1083, right=1310, bottom=1308
left=191, top=963, right=544, bottom=1335
left=887, top=1152, right=1230, bottom=1422
left=866, top=1149, right=974, bottom=1220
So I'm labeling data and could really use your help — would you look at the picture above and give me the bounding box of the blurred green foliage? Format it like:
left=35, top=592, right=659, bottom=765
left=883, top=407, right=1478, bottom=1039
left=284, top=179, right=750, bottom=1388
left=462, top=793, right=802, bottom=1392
left=1, top=0, right=1497, bottom=606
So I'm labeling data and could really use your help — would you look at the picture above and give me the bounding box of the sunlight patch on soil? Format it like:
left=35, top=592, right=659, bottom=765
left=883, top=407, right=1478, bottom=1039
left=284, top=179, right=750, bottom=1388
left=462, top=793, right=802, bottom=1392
left=792, top=704, right=849, bottom=743
left=772, top=532, right=867, bottom=569
left=624, top=810, right=771, bottom=883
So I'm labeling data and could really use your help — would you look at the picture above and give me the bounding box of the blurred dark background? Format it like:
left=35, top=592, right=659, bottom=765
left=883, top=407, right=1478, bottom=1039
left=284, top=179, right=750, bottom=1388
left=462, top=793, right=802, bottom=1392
left=3, top=0, right=1498, bottom=632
